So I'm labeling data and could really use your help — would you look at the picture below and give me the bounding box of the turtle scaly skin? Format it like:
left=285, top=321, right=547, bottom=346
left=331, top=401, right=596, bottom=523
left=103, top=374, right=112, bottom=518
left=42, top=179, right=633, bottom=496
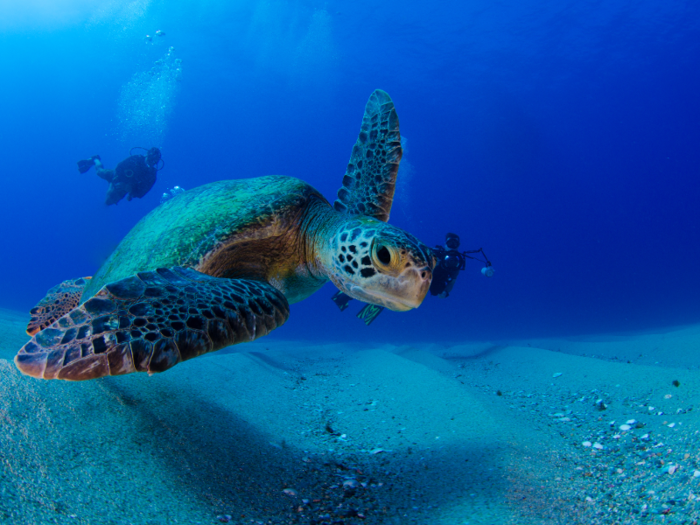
left=26, top=277, right=92, bottom=335
left=15, top=90, right=435, bottom=382
left=16, top=267, right=289, bottom=380
left=334, top=89, right=402, bottom=222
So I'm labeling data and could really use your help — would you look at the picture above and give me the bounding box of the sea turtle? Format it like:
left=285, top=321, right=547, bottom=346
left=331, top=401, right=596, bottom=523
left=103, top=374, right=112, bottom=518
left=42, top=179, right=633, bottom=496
left=15, top=90, right=435, bottom=382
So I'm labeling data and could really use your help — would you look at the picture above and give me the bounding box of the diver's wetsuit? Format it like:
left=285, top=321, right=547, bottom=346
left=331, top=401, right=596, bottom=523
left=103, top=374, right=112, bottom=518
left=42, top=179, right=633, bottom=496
left=96, top=155, right=157, bottom=206
left=429, top=246, right=462, bottom=298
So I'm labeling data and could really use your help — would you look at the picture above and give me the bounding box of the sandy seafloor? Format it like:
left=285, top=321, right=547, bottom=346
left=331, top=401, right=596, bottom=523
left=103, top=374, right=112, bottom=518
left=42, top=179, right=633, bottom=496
left=1, top=307, right=700, bottom=525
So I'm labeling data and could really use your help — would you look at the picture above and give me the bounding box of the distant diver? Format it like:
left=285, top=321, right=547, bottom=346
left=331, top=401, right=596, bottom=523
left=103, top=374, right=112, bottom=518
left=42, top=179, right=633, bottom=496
left=77, top=147, right=164, bottom=206
left=429, top=232, right=494, bottom=298
left=332, top=232, right=494, bottom=325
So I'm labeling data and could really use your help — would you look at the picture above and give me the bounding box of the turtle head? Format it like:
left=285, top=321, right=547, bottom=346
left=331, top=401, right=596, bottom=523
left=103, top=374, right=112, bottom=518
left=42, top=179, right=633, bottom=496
left=326, top=218, right=435, bottom=312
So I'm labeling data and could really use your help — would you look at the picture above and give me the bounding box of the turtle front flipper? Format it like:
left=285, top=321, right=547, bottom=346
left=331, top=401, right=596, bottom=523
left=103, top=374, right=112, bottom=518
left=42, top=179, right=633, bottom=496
left=14, top=267, right=289, bottom=381
left=26, top=277, right=92, bottom=336
left=334, top=89, right=402, bottom=222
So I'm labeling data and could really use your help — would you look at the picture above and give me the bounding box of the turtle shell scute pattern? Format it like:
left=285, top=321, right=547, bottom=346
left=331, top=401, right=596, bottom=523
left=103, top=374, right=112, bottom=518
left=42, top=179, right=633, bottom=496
left=14, top=267, right=290, bottom=381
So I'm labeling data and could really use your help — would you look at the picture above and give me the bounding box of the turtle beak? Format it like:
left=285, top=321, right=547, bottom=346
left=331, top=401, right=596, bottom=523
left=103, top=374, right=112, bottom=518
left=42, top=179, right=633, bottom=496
left=347, top=264, right=431, bottom=311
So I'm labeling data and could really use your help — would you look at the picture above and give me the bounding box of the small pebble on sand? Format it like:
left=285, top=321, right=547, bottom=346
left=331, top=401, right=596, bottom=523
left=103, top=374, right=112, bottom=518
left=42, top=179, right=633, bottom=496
left=343, top=479, right=359, bottom=490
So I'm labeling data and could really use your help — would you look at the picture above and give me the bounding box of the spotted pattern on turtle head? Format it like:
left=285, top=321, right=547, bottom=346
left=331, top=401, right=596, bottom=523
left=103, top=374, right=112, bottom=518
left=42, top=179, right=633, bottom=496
left=331, top=220, right=434, bottom=281
left=331, top=220, right=376, bottom=279
left=325, top=218, right=434, bottom=312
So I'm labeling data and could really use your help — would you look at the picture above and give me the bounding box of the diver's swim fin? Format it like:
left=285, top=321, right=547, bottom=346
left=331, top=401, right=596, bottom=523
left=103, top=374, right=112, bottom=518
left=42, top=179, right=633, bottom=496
left=77, top=158, right=95, bottom=173
left=331, top=291, right=353, bottom=312
left=357, top=303, right=384, bottom=325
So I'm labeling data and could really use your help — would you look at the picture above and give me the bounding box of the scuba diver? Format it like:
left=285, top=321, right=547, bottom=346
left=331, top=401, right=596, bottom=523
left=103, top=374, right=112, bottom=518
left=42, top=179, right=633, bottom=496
left=429, top=232, right=493, bottom=298
left=77, top=147, right=164, bottom=206
left=331, top=232, right=494, bottom=325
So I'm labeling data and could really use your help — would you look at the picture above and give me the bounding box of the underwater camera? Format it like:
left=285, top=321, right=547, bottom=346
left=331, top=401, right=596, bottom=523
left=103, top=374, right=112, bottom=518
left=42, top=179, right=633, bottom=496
left=443, top=252, right=463, bottom=270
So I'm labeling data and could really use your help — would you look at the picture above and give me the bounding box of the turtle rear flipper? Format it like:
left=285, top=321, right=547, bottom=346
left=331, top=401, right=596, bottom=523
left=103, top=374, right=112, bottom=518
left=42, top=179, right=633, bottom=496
left=27, top=277, right=92, bottom=336
left=334, top=89, right=402, bottom=222
left=15, top=267, right=289, bottom=381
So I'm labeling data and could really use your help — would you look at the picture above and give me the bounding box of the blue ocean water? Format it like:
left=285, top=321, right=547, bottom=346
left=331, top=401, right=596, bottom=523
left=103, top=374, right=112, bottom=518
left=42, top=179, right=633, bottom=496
left=1, top=0, right=699, bottom=344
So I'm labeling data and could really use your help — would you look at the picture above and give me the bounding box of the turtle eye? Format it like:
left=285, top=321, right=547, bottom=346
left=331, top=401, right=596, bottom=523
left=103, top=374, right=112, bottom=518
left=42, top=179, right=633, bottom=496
left=377, top=246, right=391, bottom=264
left=372, top=243, right=393, bottom=269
